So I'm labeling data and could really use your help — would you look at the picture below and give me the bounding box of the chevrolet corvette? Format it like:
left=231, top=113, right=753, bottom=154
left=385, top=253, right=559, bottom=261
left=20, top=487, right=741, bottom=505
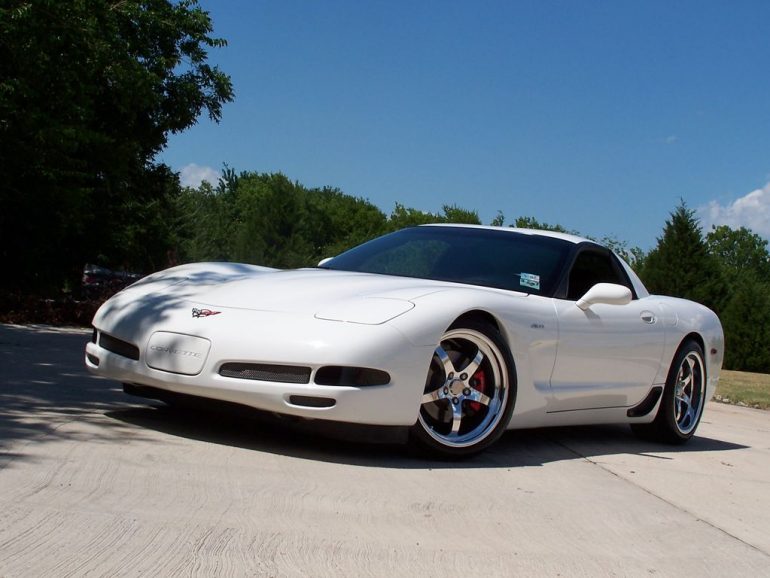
left=85, top=225, right=723, bottom=457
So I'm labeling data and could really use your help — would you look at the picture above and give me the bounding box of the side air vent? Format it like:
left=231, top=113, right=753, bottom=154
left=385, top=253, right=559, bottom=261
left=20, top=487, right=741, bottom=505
left=627, top=386, right=663, bottom=418
left=219, top=363, right=311, bottom=384
left=99, top=332, right=140, bottom=361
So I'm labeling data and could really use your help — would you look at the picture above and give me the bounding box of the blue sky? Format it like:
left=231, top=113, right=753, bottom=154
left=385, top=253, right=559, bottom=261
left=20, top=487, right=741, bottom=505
left=161, top=0, right=770, bottom=250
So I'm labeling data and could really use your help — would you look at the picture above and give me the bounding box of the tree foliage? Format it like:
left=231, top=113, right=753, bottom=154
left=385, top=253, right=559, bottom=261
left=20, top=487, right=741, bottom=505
left=704, top=225, right=770, bottom=371
left=639, top=203, right=770, bottom=372
left=177, top=171, right=383, bottom=267
left=176, top=171, right=487, bottom=267
left=639, top=202, right=728, bottom=314
left=386, top=203, right=481, bottom=231
left=512, top=216, right=575, bottom=233
left=719, top=276, right=770, bottom=372
left=0, top=0, right=233, bottom=293
left=706, top=225, right=770, bottom=280
left=489, top=211, right=505, bottom=227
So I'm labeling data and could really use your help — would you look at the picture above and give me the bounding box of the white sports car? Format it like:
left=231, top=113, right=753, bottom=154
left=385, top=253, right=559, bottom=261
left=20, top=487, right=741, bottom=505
left=85, top=225, right=723, bottom=457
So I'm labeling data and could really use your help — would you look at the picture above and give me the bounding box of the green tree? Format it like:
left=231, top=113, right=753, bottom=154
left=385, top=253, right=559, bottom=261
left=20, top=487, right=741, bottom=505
left=512, top=216, right=575, bottom=234
left=386, top=202, right=481, bottom=231
left=226, top=173, right=311, bottom=268
left=639, top=202, right=727, bottom=313
left=489, top=211, right=505, bottom=227
left=304, top=187, right=387, bottom=259
left=703, top=224, right=770, bottom=371
left=706, top=225, right=770, bottom=280
left=720, top=276, right=770, bottom=372
left=0, top=0, right=233, bottom=293
left=441, top=204, right=481, bottom=224
left=176, top=170, right=388, bottom=268
left=387, top=203, right=439, bottom=230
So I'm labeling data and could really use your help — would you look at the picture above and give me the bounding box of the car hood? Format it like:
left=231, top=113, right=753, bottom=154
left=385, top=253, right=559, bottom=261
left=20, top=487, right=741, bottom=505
left=95, top=262, right=453, bottom=327
left=197, top=269, right=443, bottom=312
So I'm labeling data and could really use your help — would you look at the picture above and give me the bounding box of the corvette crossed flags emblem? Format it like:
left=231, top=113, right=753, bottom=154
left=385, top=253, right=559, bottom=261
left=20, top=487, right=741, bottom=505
left=192, top=308, right=221, bottom=318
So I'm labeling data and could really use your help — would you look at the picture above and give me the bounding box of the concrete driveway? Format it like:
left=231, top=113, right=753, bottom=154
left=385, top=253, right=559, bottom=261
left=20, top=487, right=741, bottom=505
left=1, top=323, right=769, bottom=577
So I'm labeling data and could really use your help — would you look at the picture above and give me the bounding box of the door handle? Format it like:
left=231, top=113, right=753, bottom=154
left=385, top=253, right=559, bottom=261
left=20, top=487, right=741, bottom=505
left=641, top=311, right=656, bottom=324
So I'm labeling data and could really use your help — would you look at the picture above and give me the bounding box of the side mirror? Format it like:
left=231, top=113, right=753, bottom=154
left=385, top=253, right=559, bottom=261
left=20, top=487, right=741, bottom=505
left=318, top=257, right=333, bottom=267
left=576, top=283, right=632, bottom=311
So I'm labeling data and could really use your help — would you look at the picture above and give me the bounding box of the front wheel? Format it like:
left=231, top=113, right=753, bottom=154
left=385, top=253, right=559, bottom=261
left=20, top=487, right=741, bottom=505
left=410, top=321, right=516, bottom=458
left=632, top=339, right=707, bottom=444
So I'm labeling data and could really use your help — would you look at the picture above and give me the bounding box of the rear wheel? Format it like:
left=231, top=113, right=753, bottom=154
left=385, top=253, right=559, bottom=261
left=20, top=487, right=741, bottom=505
left=410, top=321, right=516, bottom=458
left=632, top=339, right=706, bottom=443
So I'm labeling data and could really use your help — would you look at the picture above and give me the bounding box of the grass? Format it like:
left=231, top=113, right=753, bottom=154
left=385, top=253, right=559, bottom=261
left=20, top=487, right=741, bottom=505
left=714, top=369, right=770, bottom=410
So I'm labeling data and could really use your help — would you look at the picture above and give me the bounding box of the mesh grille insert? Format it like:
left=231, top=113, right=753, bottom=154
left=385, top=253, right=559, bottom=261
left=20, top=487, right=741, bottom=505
left=219, top=363, right=311, bottom=384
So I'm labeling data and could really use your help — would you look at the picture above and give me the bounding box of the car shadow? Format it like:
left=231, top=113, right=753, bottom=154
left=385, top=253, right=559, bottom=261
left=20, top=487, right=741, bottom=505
left=107, top=401, right=748, bottom=470
left=0, top=324, right=145, bottom=465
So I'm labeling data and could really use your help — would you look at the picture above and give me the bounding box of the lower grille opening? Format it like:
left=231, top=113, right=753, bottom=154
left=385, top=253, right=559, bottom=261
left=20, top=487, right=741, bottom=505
left=288, top=395, right=336, bottom=408
left=219, top=362, right=311, bottom=384
left=315, top=366, right=390, bottom=386
left=99, top=332, right=140, bottom=360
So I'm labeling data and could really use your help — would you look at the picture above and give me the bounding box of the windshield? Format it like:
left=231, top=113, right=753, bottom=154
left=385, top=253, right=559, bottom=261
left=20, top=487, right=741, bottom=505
left=322, top=226, right=572, bottom=296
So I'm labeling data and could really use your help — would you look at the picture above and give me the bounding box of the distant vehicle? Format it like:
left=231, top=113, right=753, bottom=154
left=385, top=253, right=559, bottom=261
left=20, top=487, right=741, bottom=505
left=85, top=225, right=724, bottom=457
left=82, top=264, right=142, bottom=299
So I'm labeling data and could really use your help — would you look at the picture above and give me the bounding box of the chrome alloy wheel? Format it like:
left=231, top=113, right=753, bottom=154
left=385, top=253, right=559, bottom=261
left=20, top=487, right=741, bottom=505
left=631, top=339, right=707, bottom=444
left=418, top=327, right=510, bottom=449
left=673, top=350, right=705, bottom=435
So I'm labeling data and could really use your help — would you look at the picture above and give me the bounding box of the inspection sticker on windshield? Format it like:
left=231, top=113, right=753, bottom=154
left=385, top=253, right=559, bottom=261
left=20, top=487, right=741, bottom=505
left=519, top=273, right=540, bottom=290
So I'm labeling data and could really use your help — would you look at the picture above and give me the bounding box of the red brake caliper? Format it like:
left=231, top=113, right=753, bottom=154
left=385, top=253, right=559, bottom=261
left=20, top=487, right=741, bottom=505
left=468, top=369, right=486, bottom=412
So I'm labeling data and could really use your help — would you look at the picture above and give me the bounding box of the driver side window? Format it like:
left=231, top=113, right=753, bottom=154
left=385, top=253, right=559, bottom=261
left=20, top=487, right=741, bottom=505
left=566, top=250, right=629, bottom=300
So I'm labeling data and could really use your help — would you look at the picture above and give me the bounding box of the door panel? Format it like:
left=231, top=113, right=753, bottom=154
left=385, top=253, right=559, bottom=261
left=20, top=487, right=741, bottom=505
left=549, top=297, right=666, bottom=411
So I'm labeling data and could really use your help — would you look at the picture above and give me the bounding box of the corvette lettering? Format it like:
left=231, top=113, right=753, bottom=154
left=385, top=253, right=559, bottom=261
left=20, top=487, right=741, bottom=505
left=192, top=308, right=221, bottom=318
left=150, top=345, right=202, bottom=358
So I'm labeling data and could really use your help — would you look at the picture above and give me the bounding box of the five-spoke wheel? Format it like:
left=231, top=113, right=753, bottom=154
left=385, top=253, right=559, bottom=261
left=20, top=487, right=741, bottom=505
left=673, top=349, right=705, bottom=435
left=632, top=339, right=706, bottom=443
left=411, top=320, right=515, bottom=458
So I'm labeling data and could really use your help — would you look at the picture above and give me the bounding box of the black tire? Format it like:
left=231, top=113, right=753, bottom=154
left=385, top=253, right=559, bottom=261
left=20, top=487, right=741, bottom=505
left=632, top=339, right=707, bottom=444
left=410, top=320, right=516, bottom=458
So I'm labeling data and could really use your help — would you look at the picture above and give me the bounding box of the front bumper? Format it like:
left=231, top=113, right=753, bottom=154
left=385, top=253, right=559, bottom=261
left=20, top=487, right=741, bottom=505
left=85, top=314, right=434, bottom=427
